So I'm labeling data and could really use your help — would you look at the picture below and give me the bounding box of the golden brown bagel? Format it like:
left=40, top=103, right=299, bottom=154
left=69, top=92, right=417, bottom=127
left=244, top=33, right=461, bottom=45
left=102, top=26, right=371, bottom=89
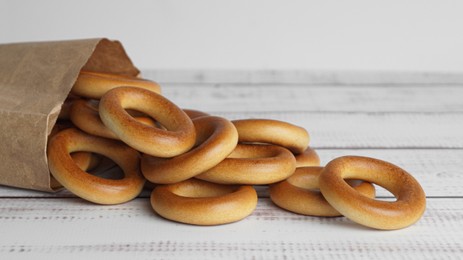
left=70, top=99, right=157, bottom=139
left=49, top=123, right=99, bottom=171
left=71, top=71, right=161, bottom=99
left=70, top=99, right=118, bottom=139
left=150, top=178, right=257, bottom=225
left=270, top=167, right=376, bottom=217
left=295, top=147, right=320, bottom=167
left=196, top=144, right=296, bottom=185
left=47, top=128, right=145, bottom=204
left=141, top=116, right=238, bottom=184
left=319, top=156, right=426, bottom=230
left=99, top=87, right=196, bottom=157
left=232, top=119, right=310, bottom=154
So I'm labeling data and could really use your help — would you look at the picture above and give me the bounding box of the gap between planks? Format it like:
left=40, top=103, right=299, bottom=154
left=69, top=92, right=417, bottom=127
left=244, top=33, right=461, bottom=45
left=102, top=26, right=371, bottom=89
left=142, top=70, right=463, bottom=85
left=157, top=82, right=463, bottom=88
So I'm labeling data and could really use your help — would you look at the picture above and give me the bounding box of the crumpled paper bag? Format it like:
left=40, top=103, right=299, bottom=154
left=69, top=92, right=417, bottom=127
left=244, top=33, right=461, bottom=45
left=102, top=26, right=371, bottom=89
left=0, top=38, right=139, bottom=192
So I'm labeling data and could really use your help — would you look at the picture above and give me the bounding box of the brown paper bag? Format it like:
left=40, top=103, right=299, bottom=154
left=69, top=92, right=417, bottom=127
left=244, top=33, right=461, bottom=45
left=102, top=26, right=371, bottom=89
left=0, top=38, right=139, bottom=192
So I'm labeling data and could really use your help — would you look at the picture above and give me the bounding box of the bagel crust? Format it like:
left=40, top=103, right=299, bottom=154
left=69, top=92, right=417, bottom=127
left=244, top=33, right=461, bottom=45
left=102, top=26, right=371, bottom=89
left=71, top=71, right=161, bottom=99
left=47, top=128, right=145, bottom=204
left=232, top=119, right=310, bottom=154
left=141, top=116, right=238, bottom=184
left=150, top=179, right=258, bottom=225
left=270, top=166, right=376, bottom=217
left=70, top=99, right=158, bottom=139
left=319, top=156, right=426, bottom=230
left=99, top=87, right=196, bottom=158
left=70, top=99, right=119, bottom=139
left=196, top=144, right=296, bottom=185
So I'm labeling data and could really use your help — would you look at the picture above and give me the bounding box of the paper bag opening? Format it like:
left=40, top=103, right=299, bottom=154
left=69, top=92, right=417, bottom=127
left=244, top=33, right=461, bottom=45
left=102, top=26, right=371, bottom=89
left=0, top=38, right=139, bottom=192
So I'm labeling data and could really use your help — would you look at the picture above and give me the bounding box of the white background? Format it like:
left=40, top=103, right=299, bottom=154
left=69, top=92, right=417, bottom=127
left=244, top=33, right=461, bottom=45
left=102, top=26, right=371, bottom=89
left=1, top=0, right=462, bottom=71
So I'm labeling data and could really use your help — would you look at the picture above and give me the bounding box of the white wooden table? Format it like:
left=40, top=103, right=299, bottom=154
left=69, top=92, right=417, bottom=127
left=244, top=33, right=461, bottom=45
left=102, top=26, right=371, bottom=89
left=1, top=71, right=462, bottom=259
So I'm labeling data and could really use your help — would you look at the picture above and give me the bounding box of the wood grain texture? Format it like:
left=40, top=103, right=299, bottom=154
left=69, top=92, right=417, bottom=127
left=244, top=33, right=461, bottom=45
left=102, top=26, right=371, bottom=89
left=0, top=198, right=460, bottom=259
left=160, top=84, right=463, bottom=148
left=161, top=84, right=463, bottom=112
left=1, top=70, right=461, bottom=259
left=210, top=112, right=463, bottom=149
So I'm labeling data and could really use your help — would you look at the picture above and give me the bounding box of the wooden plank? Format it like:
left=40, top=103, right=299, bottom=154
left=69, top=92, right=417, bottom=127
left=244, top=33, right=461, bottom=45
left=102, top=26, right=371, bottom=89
left=160, top=85, right=463, bottom=149
left=142, top=70, right=463, bottom=85
left=0, top=198, right=461, bottom=259
left=0, top=71, right=460, bottom=259
left=207, top=112, right=463, bottom=149
left=1, top=149, right=461, bottom=198
left=161, top=84, right=463, bottom=112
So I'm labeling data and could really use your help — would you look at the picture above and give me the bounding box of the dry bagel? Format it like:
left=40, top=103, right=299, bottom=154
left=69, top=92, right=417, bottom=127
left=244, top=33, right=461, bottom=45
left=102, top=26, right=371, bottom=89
left=70, top=99, right=119, bottom=139
left=47, top=128, right=145, bottom=204
left=70, top=99, right=157, bottom=139
left=196, top=144, right=296, bottom=185
left=141, top=116, right=238, bottom=184
left=99, top=87, right=196, bottom=157
left=150, top=178, right=257, bottom=225
left=270, top=166, right=376, bottom=217
left=71, top=71, right=161, bottom=99
left=49, top=123, right=99, bottom=172
left=232, top=119, right=309, bottom=154
left=48, top=69, right=427, bottom=231
left=319, top=156, right=426, bottom=230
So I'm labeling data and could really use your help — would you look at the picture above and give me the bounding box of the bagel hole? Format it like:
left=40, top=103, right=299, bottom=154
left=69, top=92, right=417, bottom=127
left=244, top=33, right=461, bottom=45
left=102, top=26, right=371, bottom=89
left=344, top=180, right=397, bottom=201
left=372, top=184, right=397, bottom=201
left=173, top=183, right=239, bottom=198
left=345, top=179, right=362, bottom=187
left=126, top=109, right=148, bottom=117
left=124, top=109, right=165, bottom=129
left=74, top=153, right=124, bottom=180
left=71, top=152, right=100, bottom=172
left=87, top=99, right=99, bottom=110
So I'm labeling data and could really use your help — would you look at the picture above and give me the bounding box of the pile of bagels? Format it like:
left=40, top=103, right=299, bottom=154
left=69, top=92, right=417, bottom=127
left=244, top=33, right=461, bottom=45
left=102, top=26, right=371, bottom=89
left=48, top=71, right=426, bottom=230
